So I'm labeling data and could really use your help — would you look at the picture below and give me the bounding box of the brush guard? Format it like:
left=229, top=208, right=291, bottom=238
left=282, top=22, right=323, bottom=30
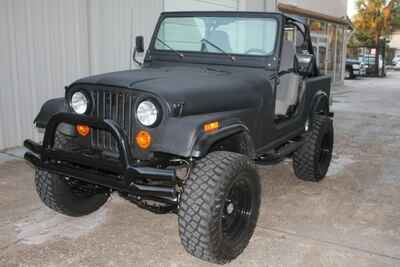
left=24, top=113, right=178, bottom=210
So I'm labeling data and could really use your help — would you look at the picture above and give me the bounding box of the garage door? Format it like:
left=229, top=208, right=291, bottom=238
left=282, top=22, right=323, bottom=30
left=164, top=0, right=239, bottom=11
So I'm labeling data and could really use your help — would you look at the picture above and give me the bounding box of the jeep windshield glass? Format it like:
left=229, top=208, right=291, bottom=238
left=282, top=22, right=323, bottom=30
left=154, top=16, right=278, bottom=57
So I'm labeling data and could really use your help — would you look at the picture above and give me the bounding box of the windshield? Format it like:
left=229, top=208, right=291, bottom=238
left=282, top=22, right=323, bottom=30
left=154, top=16, right=278, bottom=57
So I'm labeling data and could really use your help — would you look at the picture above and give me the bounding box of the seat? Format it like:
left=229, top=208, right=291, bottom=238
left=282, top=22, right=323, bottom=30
left=275, top=40, right=302, bottom=116
left=275, top=73, right=302, bottom=115
left=205, top=30, right=232, bottom=53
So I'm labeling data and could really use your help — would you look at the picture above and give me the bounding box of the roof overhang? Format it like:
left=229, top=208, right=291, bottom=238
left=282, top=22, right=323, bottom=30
left=278, top=3, right=352, bottom=28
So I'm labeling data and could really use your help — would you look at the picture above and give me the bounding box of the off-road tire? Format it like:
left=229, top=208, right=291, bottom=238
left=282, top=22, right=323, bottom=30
left=293, top=115, right=333, bottom=182
left=53, top=130, right=81, bottom=151
left=54, top=131, right=72, bottom=148
left=178, top=151, right=261, bottom=264
left=34, top=131, right=109, bottom=217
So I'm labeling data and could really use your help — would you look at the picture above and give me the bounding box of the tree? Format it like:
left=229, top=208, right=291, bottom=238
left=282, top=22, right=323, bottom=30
left=352, top=0, right=400, bottom=75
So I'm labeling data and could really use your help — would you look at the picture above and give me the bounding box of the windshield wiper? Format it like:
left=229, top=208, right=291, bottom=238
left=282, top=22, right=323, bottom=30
left=201, top=38, right=236, bottom=62
left=156, top=38, right=184, bottom=59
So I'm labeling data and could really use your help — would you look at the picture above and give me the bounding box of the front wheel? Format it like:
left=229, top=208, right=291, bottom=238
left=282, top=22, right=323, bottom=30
left=178, top=151, right=261, bottom=264
left=35, top=170, right=109, bottom=217
left=34, top=131, right=109, bottom=217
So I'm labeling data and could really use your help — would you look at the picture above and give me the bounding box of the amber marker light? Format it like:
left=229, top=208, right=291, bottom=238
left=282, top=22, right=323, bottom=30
left=76, top=124, right=91, bottom=137
left=203, top=121, right=220, bottom=133
left=136, top=130, right=152, bottom=150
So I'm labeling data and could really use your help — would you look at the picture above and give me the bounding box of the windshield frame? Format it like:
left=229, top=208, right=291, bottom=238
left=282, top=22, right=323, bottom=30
left=147, top=12, right=283, bottom=69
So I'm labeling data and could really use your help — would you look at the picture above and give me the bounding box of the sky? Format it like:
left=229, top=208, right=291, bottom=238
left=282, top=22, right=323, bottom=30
left=347, top=0, right=357, bottom=17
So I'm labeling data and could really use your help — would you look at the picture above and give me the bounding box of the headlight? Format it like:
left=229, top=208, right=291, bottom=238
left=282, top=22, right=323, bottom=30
left=352, top=64, right=360, bottom=70
left=136, top=100, right=159, bottom=127
left=70, top=91, right=88, bottom=114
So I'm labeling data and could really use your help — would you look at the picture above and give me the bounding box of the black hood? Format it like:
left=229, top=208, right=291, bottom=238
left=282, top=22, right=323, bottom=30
left=74, top=64, right=272, bottom=116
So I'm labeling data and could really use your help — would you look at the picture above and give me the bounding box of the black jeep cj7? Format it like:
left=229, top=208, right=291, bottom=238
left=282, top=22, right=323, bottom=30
left=24, top=12, right=333, bottom=264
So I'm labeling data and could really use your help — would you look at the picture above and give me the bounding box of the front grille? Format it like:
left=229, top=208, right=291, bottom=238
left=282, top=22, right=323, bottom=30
left=90, top=89, right=137, bottom=153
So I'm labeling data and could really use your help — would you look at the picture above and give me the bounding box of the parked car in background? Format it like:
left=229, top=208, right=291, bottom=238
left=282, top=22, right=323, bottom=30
left=359, top=54, right=384, bottom=76
left=392, top=54, right=400, bottom=65
left=345, top=59, right=366, bottom=79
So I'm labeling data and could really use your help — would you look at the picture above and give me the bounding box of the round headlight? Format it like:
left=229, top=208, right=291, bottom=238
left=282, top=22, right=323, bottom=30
left=136, top=100, right=159, bottom=127
left=70, top=91, right=88, bottom=114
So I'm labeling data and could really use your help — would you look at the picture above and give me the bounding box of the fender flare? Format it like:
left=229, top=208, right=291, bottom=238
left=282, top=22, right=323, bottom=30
left=191, top=124, right=256, bottom=158
left=34, top=98, right=66, bottom=128
left=310, top=91, right=330, bottom=117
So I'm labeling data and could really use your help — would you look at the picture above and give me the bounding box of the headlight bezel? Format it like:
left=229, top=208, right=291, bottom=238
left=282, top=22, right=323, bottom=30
left=135, top=98, right=161, bottom=128
left=68, top=89, right=92, bottom=115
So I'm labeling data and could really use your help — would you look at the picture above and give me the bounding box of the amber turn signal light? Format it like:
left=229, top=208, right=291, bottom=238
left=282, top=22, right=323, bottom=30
left=76, top=124, right=90, bottom=137
left=136, top=130, right=152, bottom=150
left=203, top=121, right=220, bottom=133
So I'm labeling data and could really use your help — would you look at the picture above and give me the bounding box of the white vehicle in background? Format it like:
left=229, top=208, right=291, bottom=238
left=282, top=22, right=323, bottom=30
left=345, top=59, right=366, bottom=79
left=392, top=55, right=400, bottom=65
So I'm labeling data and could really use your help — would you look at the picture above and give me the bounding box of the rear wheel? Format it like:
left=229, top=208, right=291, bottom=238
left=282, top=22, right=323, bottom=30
left=293, top=115, right=333, bottom=182
left=34, top=131, right=109, bottom=217
left=178, top=151, right=261, bottom=264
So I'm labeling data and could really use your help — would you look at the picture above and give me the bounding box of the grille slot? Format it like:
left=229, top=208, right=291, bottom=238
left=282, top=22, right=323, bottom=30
left=90, top=89, right=136, bottom=153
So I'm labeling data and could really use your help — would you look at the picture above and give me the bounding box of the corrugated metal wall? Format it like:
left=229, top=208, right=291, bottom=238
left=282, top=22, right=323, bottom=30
left=0, top=0, right=90, bottom=149
left=164, top=0, right=239, bottom=11
left=88, top=0, right=163, bottom=75
left=0, top=0, right=163, bottom=150
left=0, top=0, right=265, bottom=150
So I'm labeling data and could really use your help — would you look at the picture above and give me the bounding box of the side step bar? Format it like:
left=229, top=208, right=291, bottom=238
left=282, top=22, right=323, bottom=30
left=256, top=139, right=304, bottom=166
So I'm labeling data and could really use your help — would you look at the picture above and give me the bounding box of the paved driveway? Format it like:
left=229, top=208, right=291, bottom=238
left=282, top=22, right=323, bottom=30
left=1, top=73, right=400, bottom=266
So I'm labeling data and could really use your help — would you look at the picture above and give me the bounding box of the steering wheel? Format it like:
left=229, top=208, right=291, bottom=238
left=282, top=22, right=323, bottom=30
left=245, top=48, right=267, bottom=55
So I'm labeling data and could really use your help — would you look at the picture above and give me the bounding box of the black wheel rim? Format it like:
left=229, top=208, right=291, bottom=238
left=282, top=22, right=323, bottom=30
left=221, top=176, right=253, bottom=243
left=319, top=132, right=333, bottom=173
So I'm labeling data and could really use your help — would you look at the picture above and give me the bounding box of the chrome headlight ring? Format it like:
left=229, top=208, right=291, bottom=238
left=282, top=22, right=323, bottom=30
left=69, top=90, right=91, bottom=114
left=136, top=99, right=160, bottom=127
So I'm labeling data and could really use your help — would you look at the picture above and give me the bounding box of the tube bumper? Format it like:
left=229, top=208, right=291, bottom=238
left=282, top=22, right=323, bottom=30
left=24, top=113, right=177, bottom=199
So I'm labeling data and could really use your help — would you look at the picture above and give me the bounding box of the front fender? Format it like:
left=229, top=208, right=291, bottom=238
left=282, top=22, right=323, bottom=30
left=191, top=124, right=250, bottom=158
left=35, top=98, right=66, bottom=128
left=34, top=98, right=76, bottom=136
left=148, top=105, right=258, bottom=158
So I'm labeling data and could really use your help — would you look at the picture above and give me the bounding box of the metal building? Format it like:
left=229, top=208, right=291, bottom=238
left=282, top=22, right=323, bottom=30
left=0, top=0, right=348, bottom=150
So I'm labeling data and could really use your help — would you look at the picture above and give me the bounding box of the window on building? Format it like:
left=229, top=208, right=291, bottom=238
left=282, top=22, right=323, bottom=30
left=335, top=26, right=344, bottom=82
left=309, top=19, right=328, bottom=74
left=284, top=26, right=296, bottom=42
left=326, top=23, right=337, bottom=81
left=283, top=24, right=306, bottom=53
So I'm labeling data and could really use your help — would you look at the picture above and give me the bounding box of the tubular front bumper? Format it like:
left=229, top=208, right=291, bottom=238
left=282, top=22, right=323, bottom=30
left=24, top=113, right=177, bottom=200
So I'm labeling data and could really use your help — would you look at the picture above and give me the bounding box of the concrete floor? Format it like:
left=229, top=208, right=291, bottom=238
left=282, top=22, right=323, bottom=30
left=1, top=73, right=400, bottom=267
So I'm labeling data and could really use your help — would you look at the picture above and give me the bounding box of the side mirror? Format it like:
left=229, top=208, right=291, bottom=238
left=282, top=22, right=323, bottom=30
left=135, top=36, right=144, bottom=53
left=295, top=53, right=314, bottom=76
left=133, top=36, right=144, bottom=66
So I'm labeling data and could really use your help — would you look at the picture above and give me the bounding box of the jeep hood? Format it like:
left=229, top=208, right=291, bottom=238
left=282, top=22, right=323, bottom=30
left=74, top=65, right=272, bottom=116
